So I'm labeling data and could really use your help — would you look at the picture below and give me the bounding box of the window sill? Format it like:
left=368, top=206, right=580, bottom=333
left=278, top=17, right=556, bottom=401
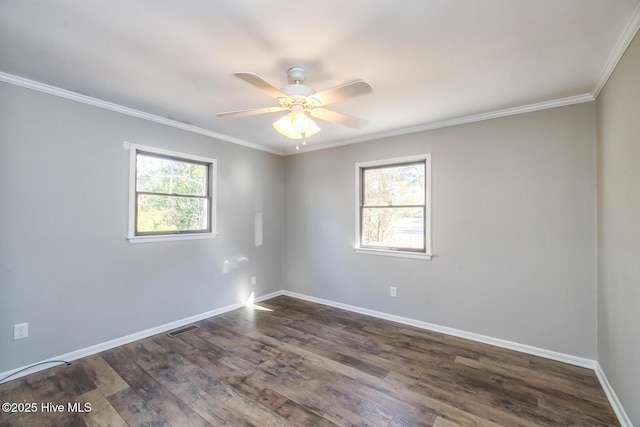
left=127, top=232, right=218, bottom=244
left=354, top=247, right=432, bottom=260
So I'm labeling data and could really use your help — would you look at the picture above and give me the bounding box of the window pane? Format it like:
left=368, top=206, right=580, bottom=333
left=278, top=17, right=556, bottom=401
left=363, top=163, right=425, bottom=206
left=136, top=153, right=207, bottom=196
left=137, top=195, right=209, bottom=233
left=362, top=207, right=424, bottom=250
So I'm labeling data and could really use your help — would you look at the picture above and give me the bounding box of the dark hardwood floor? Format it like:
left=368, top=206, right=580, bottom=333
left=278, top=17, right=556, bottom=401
left=0, top=296, right=619, bottom=426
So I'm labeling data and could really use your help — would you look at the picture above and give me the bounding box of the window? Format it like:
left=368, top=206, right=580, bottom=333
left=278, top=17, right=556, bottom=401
left=355, top=154, right=432, bottom=260
left=127, top=143, right=216, bottom=243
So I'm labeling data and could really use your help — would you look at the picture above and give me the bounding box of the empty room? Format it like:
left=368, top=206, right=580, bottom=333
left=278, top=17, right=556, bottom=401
left=1, top=1, right=639, bottom=426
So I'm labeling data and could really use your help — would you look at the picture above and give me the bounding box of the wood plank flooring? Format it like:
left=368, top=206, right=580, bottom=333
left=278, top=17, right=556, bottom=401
left=0, top=296, right=619, bottom=426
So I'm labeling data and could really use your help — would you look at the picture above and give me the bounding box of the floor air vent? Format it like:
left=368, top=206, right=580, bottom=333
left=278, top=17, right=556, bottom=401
left=167, top=325, right=198, bottom=337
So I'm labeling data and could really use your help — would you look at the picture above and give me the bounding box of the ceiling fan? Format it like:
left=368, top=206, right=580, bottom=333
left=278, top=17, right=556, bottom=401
left=216, top=67, right=373, bottom=149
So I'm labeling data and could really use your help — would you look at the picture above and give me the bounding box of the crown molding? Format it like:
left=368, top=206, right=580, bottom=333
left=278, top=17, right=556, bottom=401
left=592, top=2, right=640, bottom=98
left=0, top=72, right=285, bottom=156
left=287, top=93, right=595, bottom=155
left=0, top=69, right=604, bottom=158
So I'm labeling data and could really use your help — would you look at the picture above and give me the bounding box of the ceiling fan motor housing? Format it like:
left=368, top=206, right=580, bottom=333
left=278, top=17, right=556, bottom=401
left=280, top=84, right=315, bottom=97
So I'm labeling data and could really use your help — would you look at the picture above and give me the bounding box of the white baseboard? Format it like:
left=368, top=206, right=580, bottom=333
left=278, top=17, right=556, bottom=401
left=253, top=290, right=285, bottom=304
left=594, top=362, right=634, bottom=427
left=281, top=291, right=596, bottom=369
left=0, top=291, right=283, bottom=384
left=1, top=289, right=630, bottom=427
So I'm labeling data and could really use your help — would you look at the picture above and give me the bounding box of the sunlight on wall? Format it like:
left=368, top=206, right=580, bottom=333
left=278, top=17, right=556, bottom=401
left=222, top=256, right=249, bottom=274
left=245, top=290, right=255, bottom=305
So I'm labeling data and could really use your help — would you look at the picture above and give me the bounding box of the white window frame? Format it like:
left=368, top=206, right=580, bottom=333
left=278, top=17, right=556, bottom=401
left=127, top=143, right=217, bottom=244
left=355, top=154, right=432, bottom=260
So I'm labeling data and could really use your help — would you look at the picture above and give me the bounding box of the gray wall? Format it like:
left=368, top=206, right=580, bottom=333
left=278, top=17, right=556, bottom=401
left=284, top=103, right=597, bottom=358
left=596, top=32, right=640, bottom=425
left=0, top=82, right=284, bottom=372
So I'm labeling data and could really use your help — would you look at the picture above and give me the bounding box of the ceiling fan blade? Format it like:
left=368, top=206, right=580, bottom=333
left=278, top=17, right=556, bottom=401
left=311, top=80, right=373, bottom=106
left=216, top=106, right=285, bottom=119
left=234, top=72, right=288, bottom=99
left=310, top=108, right=368, bottom=129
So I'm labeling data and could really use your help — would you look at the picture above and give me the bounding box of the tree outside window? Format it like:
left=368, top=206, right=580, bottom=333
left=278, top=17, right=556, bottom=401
left=356, top=155, right=431, bottom=259
left=135, top=153, right=211, bottom=234
left=127, top=143, right=217, bottom=243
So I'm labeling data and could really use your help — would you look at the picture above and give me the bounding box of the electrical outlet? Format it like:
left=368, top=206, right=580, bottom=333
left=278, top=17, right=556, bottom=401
left=390, top=287, right=397, bottom=297
left=251, top=276, right=256, bottom=285
left=14, top=322, right=28, bottom=340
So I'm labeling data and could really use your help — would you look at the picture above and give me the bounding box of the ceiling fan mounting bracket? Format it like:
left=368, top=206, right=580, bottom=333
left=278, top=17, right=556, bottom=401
left=287, top=66, right=307, bottom=83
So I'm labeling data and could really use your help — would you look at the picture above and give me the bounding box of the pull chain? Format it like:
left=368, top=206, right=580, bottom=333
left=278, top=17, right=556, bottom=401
left=296, top=131, right=307, bottom=151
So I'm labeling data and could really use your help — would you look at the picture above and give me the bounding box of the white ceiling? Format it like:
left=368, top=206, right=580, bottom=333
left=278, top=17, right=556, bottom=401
left=1, top=1, right=639, bottom=155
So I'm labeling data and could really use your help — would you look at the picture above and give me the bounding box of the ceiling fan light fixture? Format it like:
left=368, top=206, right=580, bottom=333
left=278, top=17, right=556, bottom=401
left=292, top=110, right=311, bottom=133
left=273, top=111, right=320, bottom=140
